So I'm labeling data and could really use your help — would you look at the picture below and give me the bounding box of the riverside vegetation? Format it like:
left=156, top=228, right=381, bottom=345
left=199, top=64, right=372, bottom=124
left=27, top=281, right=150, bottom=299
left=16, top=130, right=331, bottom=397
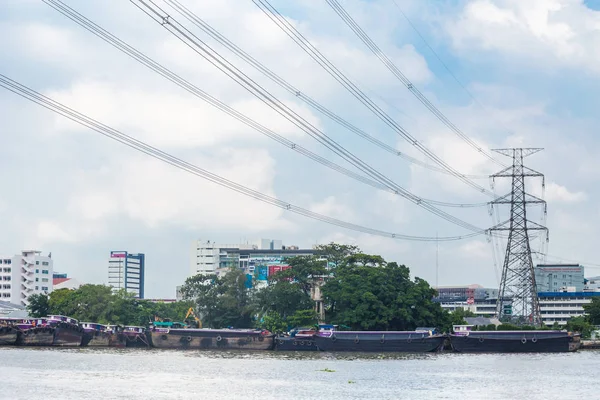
left=26, top=243, right=600, bottom=337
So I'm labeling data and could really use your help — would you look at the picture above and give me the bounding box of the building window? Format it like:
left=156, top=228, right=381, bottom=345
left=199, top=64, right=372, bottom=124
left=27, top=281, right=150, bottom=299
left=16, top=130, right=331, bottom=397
left=42, top=270, right=49, bottom=274
left=42, top=262, right=49, bottom=266
left=36, top=269, right=39, bottom=273
left=35, top=278, right=39, bottom=282
left=42, top=278, right=48, bottom=283
left=41, top=286, right=48, bottom=291
left=36, top=261, right=39, bottom=265
left=35, top=286, right=39, bottom=290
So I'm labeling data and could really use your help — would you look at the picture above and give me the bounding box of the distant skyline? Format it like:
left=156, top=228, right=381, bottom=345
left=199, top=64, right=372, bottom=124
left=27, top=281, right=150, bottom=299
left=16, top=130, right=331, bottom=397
left=2, top=0, right=600, bottom=297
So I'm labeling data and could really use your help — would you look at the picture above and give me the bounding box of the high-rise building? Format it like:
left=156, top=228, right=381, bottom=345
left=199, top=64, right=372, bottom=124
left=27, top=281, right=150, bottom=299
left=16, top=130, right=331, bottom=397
left=0, top=250, right=54, bottom=306
left=534, top=264, right=585, bottom=292
left=108, top=251, right=145, bottom=298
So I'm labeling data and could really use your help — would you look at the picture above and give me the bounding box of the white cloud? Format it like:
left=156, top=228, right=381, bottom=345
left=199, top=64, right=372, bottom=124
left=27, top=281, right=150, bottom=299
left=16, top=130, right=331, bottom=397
left=2, top=0, right=600, bottom=297
left=544, top=182, right=587, bottom=203
left=309, top=195, right=356, bottom=220
left=36, top=220, right=76, bottom=244
left=459, top=240, right=490, bottom=259
left=446, top=0, right=600, bottom=72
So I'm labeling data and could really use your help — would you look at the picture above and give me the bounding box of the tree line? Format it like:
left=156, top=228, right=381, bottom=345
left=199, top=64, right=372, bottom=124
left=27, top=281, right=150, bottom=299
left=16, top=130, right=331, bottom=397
left=179, top=243, right=453, bottom=332
left=27, top=285, right=193, bottom=326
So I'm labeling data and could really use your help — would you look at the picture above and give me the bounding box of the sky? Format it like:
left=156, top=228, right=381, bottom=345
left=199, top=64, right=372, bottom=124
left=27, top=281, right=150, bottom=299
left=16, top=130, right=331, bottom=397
left=2, top=0, right=600, bottom=298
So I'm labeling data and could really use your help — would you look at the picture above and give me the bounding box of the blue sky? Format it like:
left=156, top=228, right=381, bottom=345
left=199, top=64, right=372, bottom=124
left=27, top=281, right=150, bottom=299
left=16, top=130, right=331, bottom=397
left=2, top=0, right=600, bottom=297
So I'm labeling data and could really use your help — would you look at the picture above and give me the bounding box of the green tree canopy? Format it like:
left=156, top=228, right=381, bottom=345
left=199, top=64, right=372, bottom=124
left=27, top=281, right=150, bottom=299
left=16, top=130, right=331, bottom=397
left=323, top=256, right=448, bottom=331
left=180, top=269, right=254, bottom=328
left=27, top=284, right=192, bottom=327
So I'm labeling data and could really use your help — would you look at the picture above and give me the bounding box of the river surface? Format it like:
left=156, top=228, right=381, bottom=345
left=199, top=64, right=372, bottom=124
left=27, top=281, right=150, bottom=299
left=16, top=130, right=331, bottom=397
left=1, top=347, right=597, bottom=399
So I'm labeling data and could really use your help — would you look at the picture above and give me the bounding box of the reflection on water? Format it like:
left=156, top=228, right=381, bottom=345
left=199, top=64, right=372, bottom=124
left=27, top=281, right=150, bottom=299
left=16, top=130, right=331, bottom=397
left=1, top=347, right=598, bottom=400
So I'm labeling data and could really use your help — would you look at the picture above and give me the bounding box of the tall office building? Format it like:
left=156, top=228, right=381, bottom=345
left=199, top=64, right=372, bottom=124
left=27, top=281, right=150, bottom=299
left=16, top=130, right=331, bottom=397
left=108, top=251, right=145, bottom=298
left=0, top=250, right=54, bottom=306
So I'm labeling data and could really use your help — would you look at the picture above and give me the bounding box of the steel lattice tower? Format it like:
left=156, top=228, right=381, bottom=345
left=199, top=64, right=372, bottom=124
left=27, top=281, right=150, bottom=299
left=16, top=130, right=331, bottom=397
left=490, top=148, right=548, bottom=326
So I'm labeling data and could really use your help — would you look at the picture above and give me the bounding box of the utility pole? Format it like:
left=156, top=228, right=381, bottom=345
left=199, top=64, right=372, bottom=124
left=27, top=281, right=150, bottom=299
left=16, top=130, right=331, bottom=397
left=489, top=148, right=548, bottom=326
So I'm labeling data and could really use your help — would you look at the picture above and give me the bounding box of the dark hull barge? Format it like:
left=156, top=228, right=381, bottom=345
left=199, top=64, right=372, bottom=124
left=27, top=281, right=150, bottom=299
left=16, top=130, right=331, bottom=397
left=149, top=328, right=275, bottom=350
left=449, top=330, right=581, bottom=353
left=0, top=326, right=18, bottom=345
left=275, top=336, right=319, bottom=351
left=314, top=331, right=446, bottom=352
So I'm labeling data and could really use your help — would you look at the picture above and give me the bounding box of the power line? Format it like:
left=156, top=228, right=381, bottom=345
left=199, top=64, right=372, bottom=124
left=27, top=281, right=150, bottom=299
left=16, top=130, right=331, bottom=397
left=389, top=0, right=516, bottom=139
left=0, top=73, right=482, bottom=242
left=40, top=0, right=491, bottom=235
left=160, top=0, right=489, bottom=180
left=250, top=0, right=497, bottom=198
left=130, top=0, right=490, bottom=233
left=326, top=0, right=504, bottom=168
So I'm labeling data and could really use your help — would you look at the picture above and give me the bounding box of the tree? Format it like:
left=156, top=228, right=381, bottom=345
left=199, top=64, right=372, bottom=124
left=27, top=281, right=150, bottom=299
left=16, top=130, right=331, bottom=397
left=323, top=256, right=448, bottom=331
left=566, top=316, right=593, bottom=339
left=27, top=293, right=50, bottom=317
left=583, top=297, right=600, bottom=325
left=314, top=242, right=360, bottom=268
left=180, top=269, right=254, bottom=328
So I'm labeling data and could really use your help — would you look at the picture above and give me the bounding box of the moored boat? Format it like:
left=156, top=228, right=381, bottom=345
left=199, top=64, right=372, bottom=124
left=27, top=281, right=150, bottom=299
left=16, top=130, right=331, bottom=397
left=121, top=326, right=150, bottom=347
left=149, top=322, right=274, bottom=350
left=17, top=318, right=55, bottom=346
left=449, top=324, right=581, bottom=353
left=314, top=327, right=445, bottom=352
left=81, top=323, right=125, bottom=347
left=275, top=325, right=333, bottom=351
left=0, top=318, right=19, bottom=345
left=47, top=315, right=83, bottom=346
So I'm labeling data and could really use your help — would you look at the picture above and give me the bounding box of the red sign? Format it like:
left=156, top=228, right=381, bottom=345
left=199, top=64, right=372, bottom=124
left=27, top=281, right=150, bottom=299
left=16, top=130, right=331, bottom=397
left=268, top=265, right=291, bottom=276
left=110, top=251, right=127, bottom=258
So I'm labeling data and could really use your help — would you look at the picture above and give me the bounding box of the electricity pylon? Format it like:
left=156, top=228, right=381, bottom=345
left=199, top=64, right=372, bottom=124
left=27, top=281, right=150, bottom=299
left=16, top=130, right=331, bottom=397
left=489, top=148, right=548, bottom=326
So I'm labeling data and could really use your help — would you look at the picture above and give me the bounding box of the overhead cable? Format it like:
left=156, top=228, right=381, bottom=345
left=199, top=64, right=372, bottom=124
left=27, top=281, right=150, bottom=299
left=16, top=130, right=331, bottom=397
left=129, top=0, right=489, bottom=233
left=160, top=0, right=489, bottom=180
left=389, top=0, right=516, bottom=139
left=0, top=74, right=484, bottom=242
left=326, top=0, right=505, bottom=168
left=250, top=0, right=497, bottom=197
left=41, top=0, right=491, bottom=240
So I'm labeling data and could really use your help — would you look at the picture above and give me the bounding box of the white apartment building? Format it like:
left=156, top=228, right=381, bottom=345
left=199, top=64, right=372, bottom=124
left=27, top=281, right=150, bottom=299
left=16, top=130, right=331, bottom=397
left=538, top=290, right=600, bottom=326
left=0, top=250, right=54, bottom=306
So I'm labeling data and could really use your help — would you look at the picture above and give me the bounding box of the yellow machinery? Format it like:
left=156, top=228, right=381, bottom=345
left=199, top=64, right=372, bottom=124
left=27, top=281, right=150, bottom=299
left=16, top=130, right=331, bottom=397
left=185, top=307, right=202, bottom=329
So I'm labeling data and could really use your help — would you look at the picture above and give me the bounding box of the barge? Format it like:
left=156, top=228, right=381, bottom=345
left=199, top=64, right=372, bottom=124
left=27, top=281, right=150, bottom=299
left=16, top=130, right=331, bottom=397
left=275, top=327, right=321, bottom=351
left=47, top=315, right=83, bottom=347
left=449, top=325, right=581, bottom=353
left=0, top=319, right=19, bottom=345
left=122, top=326, right=150, bottom=347
left=81, top=323, right=125, bottom=347
left=314, top=328, right=445, bottom=352
left=149, top=322, right=274, bottom=350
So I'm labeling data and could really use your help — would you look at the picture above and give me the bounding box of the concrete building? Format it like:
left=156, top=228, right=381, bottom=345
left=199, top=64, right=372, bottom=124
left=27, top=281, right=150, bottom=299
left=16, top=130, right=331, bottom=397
left=53, top=272, right=82, bottom=290
left=535, top=264, right=585, bottom=292
left=108, top=251, right=145, bottom=298
left=189, top=238, right=314, bottom=278
left=434, top=284, right=499, bottom=303
left=0, top=250, right=54, bottom=306
left=538, top=290, right=600, bottom=326
left=433, top=284, right=508, bottom=318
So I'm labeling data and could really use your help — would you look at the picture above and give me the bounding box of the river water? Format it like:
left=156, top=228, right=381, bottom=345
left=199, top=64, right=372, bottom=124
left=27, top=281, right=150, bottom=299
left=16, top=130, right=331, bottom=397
left=1, top=347, right=597, bottom=399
